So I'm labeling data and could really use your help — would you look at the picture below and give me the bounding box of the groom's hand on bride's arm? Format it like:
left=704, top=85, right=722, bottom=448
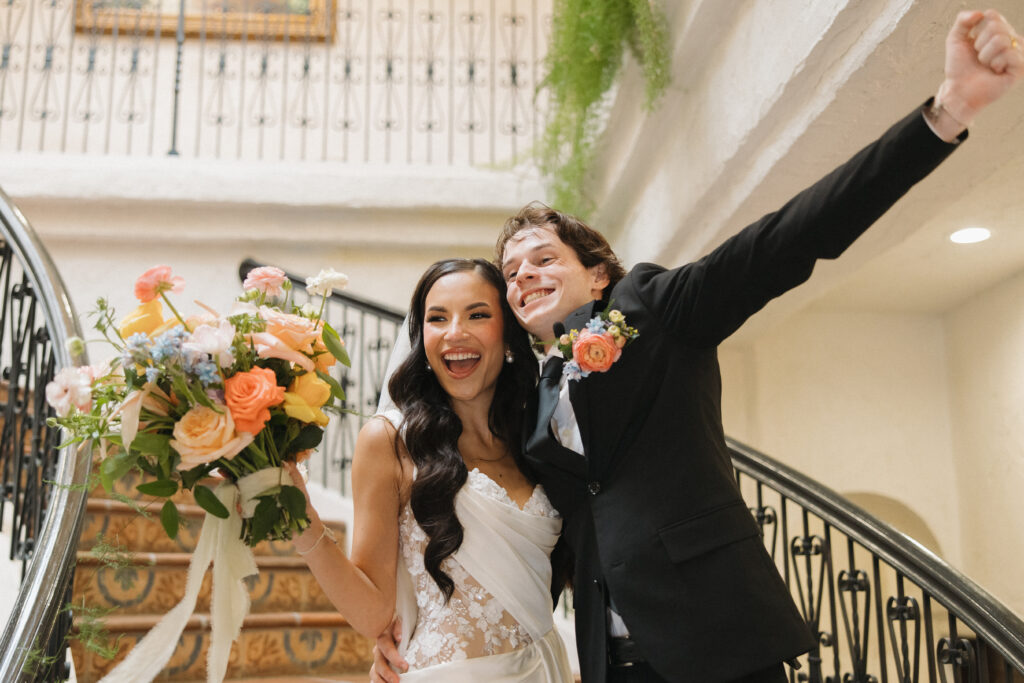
left=369, top=617, right=407, bottom=683
left=927, top=9, right=1023, bottom=141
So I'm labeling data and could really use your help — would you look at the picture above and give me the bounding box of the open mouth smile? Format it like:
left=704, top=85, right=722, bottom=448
left=442, top=350, right=481, bottom=377
left=520, top=289, right=554, bottom=307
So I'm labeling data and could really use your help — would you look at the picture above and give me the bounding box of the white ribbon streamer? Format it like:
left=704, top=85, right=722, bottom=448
left=99, top=467, right=286, bottom=683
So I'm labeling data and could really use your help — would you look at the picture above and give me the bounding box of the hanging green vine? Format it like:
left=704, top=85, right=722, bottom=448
left=539, top=0, right=670, bottom=218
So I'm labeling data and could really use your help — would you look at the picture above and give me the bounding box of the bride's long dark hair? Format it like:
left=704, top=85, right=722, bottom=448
left=388, top=258, right=538, bottom=600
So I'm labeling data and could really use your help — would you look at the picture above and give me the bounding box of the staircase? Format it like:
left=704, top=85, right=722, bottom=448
left=71, top=471, right=372, bottom=682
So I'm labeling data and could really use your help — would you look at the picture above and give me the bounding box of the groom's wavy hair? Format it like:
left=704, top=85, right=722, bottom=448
left=388, top=258, right=538, bottom=601
left=495, top=201, right=627, bottom=292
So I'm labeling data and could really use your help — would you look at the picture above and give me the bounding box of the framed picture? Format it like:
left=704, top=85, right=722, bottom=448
left=74, top=0, right=336, bottom=42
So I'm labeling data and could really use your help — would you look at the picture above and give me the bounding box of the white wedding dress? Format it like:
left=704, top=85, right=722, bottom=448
left=390, top=460, right=573, bottom=682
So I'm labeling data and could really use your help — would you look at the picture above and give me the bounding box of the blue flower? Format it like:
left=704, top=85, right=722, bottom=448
left=145, top=366, right=161, bottom=383
left=195, top=358, right=220, bottom=386
left=562, top=360, right=587, bottom=381
left=585, top=317, right=606, bottom=334
left=151, top=325, right=186, bottom=363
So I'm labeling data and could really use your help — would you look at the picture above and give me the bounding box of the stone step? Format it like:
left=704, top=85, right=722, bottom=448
left=71, top=612, right=373, bottom=682
left=79, top=498, right=346, bottom=556
left=74, top=551, right=334, bottom=615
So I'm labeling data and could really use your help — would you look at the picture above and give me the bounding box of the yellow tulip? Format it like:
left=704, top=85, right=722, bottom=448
left=118, top=299, right=164, bottom=338
left=289, top=372, right=332, bottom=408
left=282, top=392, right=329, bottom=427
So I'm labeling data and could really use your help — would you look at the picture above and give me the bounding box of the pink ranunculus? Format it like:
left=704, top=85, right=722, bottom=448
left=134, top=265, right=185, bottom=303
left=45, top=367, right=94, bottom=417
left=242, top=266, right=288, bottom=297
left=572, top=330, right=621, bottom=374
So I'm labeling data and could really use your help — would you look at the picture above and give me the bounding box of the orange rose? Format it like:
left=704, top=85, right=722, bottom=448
left=171, top=404, right=254, bottom=470
left=572, top=330, right=621, bottom=374
left=224, top=366, right=285, bottom=434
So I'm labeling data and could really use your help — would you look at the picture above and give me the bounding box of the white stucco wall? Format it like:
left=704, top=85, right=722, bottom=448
left=945, top=270, right=1024, bottom=614
left=721, top=309, right=962, bottom=564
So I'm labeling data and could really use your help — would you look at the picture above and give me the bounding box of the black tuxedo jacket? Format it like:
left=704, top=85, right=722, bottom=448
left=523, top=103, right=962, bottom=682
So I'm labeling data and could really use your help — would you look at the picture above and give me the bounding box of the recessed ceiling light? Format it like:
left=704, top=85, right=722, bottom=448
left=949, top=227, right=991, bottom=244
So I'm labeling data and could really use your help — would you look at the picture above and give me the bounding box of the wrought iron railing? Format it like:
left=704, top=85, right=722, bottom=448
left=0, top=186, right=89, bottom=681
left=239, top=258, right=403, bottom=495
left=2, top=0, right=549, bottom=165
left=731, top=440, right=1024, bottom=683
left=247, top=259, right=1024, bottom=682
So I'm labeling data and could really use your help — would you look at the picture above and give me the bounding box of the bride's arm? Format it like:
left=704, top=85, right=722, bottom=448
left=289, top=417, right=406, bottom=639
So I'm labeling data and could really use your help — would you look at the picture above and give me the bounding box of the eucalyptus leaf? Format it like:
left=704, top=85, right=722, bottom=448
left=321, top=323, right=351, bottom=367
left=280, top=485, right=307, bottom=519
left=129, top=432, right=171, bottom=459
left=249, top=496, right=278, bottom=544
left=99, top=451, right=138, bottom=492
left=193, top=485, right=229, bottom=519
left=289, top=425, right=323, bottom=455
left=161, top=500, right=179, bottom=539
left=137, top=479, right=178, bottom=498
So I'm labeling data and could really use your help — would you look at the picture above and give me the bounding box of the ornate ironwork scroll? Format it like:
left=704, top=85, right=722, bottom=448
left=5, top=0, right=549, bottom=163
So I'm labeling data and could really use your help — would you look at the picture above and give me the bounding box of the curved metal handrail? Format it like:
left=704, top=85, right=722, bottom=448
left=0, top=186, right=91, bottom=681
left=728, top=437, right=1024, bottom=674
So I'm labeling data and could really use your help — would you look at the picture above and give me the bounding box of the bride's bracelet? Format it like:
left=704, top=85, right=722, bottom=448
left=295, top=523, right=338, bottom=555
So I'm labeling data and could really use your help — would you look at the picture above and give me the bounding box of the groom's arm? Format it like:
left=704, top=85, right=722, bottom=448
left=633, top=9, right=1022, bottom=349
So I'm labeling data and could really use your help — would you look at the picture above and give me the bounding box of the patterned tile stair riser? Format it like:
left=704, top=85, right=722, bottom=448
left=68, top=613, right=373, bottom=681
left=71, top=474, right=372, bottom=682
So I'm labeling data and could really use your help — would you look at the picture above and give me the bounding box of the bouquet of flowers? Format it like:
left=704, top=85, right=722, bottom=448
left=47, top=264, right=351, bottom=546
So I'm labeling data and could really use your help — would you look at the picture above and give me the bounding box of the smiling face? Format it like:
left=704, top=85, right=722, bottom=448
left=501, top=226, right=609, bottom=341
left=422, top=270, right=506, bottom=407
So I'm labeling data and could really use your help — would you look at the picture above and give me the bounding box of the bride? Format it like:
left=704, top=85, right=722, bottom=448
left=287, top=258, right=574, bottom=682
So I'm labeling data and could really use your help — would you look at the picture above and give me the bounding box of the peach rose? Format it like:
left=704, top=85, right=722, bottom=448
left=246, top=332, right=316, bottom=373
left=134, top=265, right=185, bottom=303
left=311, top=336, right=337, bottom=372
left=572, top=330, right=621, bottom=374
left=171, top=404, right=254, bottom=470
left=118, top=299, right=165, bottom=338
left=224, top=366, right=285, bottom=434
left=259, top=307, right=319, bottom=353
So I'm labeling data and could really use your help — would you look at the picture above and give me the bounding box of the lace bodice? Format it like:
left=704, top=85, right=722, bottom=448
left=399, top=469, right=560, bottom=670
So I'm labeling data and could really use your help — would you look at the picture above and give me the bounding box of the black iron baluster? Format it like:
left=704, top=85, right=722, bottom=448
left=168, top=0, right=185, bottom=155
left=937, top=615, right=976, bottom=683
left=836, top=544, right=873, bottom=682
left=886, top=575, right=921, bottom=683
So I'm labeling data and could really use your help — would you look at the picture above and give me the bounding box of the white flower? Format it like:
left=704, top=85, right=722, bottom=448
left=45, top=367, right=93, bottom=417
left=299, top=302, right=317, bottom=318
left=65, top=336, right=85, bottom=356
left=183, top=319, right=237, bottom=368
left=305, top=268, right=349, bottom=297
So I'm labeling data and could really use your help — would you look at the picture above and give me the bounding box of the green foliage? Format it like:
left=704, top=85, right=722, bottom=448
left=539, top=0, right=670, bottom=217
left=193, top=485, right=229, bottom=519
left=69, top=599, right=124, bottom=659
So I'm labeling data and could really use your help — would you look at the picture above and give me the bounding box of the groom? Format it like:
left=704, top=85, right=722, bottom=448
left=373, top=9, right=1023, bottom=683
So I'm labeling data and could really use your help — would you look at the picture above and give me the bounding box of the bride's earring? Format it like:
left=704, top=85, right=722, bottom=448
left=504, top=349, right=514, bottom=364
left=425, top=362, right=433, bottom=372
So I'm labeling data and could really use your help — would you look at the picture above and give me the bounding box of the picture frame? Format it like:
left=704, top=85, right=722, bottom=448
left=74, top=0, right=336, bottom=42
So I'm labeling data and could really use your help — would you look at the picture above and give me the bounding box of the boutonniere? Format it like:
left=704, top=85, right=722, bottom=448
left=556, top=306, right=639, bottom=381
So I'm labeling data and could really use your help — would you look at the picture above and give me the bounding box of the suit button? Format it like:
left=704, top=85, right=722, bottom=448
left=588, top=481, right=601, bottom=495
